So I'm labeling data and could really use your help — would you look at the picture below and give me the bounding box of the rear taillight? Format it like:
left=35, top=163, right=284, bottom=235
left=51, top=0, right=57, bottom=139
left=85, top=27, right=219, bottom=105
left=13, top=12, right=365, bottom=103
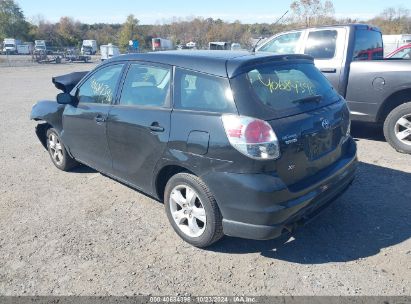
left=222, top=114, right=280, bottom=160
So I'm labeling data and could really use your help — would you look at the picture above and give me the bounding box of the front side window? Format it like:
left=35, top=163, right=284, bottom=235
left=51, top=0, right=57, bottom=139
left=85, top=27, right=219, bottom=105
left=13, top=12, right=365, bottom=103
left=174, top=69, right=236, bottom=113
left=353, top=29, right=383, bottom=61
left=119, top=63, right=171, bottom=107
left=258, top=32, right=302, bottom=54
left=304, top=30, right=337, bottom=59
left=77, top=64, right=124, bottom=104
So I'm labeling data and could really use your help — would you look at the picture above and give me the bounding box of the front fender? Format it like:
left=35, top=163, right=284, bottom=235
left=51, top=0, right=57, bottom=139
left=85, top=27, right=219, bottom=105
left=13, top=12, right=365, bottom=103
left=30, top=100, right=65, bottom=132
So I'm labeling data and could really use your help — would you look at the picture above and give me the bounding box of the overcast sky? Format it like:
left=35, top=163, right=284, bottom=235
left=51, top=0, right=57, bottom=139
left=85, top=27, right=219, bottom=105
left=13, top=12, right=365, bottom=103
left=17, top=0, right=411, bottom=24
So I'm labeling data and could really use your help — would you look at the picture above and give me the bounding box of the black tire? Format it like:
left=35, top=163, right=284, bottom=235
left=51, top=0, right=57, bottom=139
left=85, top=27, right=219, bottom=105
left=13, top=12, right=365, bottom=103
left=383, top=102, right=411, bottom=154
left=46, top=128, right=78, bottom=171
left=164, top=173, right=224, bottom=247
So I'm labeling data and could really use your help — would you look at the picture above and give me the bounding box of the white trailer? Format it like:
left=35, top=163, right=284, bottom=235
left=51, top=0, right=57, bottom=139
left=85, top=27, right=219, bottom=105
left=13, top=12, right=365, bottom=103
left=152, top=38, right=173, bottom=51
left=3, top=38, right=21, bottom=54
left=100, top=44, right=120, bottom=61
left=17, top=44, right=33, bottom=55
left=81, top=40, right=98, bottom=55
left=383, top=34, right=411, bottom=57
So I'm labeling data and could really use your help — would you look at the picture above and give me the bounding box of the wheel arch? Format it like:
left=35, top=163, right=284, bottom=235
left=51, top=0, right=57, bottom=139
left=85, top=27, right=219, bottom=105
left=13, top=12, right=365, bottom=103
left=154, top=164, right=196, bottom=202
left=378, top=88, right=411, bottom=123
left=35, top=122, right=52, bottom=149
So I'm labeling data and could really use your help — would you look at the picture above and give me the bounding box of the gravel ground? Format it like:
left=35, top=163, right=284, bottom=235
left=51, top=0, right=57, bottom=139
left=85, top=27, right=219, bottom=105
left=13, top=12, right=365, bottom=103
left=0, top=64, right=410, bottom=296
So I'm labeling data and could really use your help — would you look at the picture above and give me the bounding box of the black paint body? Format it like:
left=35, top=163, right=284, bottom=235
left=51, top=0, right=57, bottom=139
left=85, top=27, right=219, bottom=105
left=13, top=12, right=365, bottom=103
left=31, top=51, right=357, bottom=240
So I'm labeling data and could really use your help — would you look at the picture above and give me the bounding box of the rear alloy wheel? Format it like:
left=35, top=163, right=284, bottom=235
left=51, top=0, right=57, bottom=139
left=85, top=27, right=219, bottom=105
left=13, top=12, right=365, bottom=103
left=384, top=102, right=411, bottom=154
left=46, top=128, right=78, bottom=171
left=164, top=173, right=223, bottom=247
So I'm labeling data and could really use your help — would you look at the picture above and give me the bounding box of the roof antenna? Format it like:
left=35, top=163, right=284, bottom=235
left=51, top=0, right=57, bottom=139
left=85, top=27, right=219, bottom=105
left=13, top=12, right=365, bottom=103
left=251, top=37, right=264, bottom=54
left=251, top=10, right=289, bottom=54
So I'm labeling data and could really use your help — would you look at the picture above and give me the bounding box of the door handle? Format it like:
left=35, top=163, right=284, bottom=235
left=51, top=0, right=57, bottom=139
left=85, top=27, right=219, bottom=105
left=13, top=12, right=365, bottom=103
left=95, top=115, right=107, bottom=124
left=320, top=68, right=337, bottom=73
left=149, top=122, right=165, bottom=132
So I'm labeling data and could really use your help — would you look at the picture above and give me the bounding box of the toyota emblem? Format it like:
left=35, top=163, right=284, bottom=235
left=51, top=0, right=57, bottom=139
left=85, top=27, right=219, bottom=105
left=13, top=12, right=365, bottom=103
left=322, top=119, right=331, bottom=130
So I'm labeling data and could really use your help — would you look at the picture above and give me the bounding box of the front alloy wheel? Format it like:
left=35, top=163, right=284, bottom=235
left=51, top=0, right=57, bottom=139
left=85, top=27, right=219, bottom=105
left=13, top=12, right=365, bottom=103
left=48, top=132, right=64, bottom=166
left=46, top=128, right=78, bottom=171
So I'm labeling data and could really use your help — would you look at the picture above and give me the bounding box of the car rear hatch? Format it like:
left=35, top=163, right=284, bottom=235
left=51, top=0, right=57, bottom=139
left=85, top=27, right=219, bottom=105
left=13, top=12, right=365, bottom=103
left=268, top=101, right=348, bottom=186
left=230, top=60, right=350, bottom=186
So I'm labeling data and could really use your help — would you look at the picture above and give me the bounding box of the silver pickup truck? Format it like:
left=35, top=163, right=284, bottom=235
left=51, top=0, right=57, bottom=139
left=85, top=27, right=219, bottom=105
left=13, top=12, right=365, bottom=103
left=257, top=24, right=411, bottom=154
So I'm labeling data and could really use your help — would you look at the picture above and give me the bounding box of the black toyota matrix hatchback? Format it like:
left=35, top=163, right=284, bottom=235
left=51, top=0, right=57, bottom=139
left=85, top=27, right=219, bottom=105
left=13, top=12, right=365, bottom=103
left=31, top=51, right=357, bottom=247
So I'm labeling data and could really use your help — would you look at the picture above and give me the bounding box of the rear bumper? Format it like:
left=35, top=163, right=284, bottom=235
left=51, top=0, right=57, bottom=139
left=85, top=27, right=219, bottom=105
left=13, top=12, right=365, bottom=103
left=202, top=138, right=357, bottom=240
left=222, top=167, right=354, bottom=240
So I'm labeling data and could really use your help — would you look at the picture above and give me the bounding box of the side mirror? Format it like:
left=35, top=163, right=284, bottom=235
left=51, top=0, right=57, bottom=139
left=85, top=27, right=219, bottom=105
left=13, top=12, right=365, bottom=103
left=56, top=92, right=75, bottom=105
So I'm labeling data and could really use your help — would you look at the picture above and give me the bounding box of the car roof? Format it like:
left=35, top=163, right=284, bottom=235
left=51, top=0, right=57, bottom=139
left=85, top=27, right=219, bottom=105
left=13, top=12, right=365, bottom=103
left=277, top=23, right=381, bottom=32
left=107, top=50, right=314, bottom=78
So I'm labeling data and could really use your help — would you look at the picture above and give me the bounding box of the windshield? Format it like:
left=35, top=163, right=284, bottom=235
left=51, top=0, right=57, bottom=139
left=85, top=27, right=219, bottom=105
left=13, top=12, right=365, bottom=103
left=5, top=44, right=14, bottom=47
left=231, top=62, right=340, bottom=117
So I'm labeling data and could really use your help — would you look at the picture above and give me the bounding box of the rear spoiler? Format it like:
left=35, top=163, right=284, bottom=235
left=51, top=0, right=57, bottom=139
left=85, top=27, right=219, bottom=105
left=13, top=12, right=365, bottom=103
left=52, top=71, right=89, bottom=93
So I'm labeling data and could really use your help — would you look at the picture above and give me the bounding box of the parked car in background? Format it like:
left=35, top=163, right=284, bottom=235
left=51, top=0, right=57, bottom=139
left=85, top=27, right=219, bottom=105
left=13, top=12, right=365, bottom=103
left=81, top=40, right=98, bottom=55
left=230, top=43, right=241, bottom=51
left=2, top=38, right=21, bottom=54
left=100, top=44, right=120, bottom=61
left=209, top=41, right=231, bottom=50
left=257, top=24, right=411, bottom=154
left=386, top=44, right=411, bottom=59
left=30, top=51, right=357, bottom=247
left=152, top=38, right=173, bottom=51
left=34, top=40, right=51, bottom=54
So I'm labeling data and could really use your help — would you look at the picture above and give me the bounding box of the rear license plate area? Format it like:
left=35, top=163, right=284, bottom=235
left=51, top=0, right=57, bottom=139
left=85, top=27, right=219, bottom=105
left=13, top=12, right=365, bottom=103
left=304, top=127, right=341, bottom=160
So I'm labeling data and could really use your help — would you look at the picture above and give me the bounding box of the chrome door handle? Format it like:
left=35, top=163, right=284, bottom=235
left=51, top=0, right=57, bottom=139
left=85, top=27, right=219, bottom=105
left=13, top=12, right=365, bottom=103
left=149, top=122, right=164, bottom=132
left=95, top=115, right=106, bottom=123
left=320, top=68, right=337, bottom=73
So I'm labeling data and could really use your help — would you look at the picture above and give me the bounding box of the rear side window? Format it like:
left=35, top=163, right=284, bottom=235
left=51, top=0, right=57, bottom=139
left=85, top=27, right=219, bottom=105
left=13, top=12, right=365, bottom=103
left=258, top=32, right=302, bottom=54
left=353, top=29, right=383, bottom=61
left=119, top=63, right=171, bottom=107
left=304, top=30, right=337, bottom=59
left=231, top=62, right=340, bottom=117
left=174, top=69, right=237, bottom=113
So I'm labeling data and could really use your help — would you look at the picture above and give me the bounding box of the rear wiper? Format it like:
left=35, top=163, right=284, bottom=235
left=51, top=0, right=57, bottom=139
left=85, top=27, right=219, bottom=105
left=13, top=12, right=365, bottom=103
left=292, top=95, right=322, bottom=104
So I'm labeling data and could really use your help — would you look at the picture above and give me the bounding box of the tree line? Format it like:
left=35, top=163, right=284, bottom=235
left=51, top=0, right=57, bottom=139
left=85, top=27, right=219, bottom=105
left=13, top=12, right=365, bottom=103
left=1, top=0, right=411, bottom=51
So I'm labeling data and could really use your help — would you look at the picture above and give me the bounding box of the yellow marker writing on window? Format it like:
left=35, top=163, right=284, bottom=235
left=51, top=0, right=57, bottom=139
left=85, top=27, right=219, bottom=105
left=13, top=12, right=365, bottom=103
left=258, top=75, right=316, bottom=95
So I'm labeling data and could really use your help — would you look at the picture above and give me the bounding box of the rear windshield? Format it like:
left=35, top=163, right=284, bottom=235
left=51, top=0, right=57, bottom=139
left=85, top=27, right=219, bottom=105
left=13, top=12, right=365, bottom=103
left=353, top=29, right=383, bottom=61
left=231, top=62, right=340, bottom=117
